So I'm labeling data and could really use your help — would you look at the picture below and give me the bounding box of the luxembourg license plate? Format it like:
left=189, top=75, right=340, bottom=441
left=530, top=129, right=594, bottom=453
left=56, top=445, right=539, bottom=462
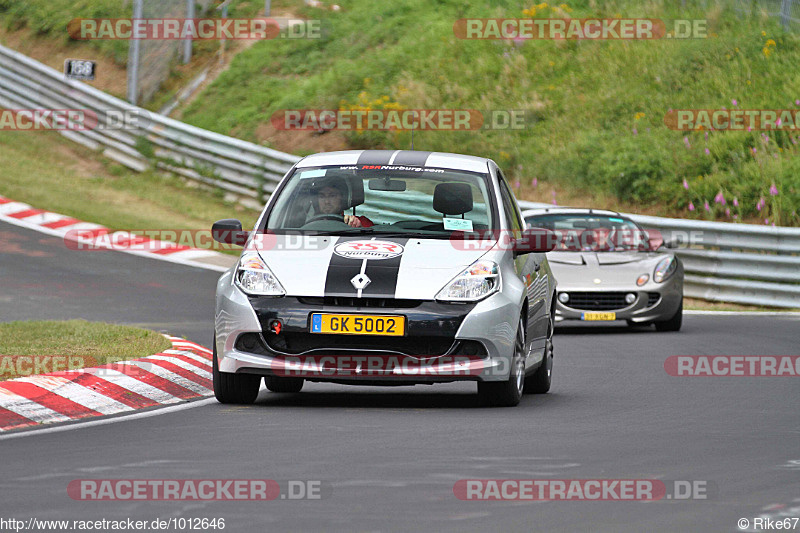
left=310, top=314, right=405, bottom=336
left=582, top=312, right=616, bottom=321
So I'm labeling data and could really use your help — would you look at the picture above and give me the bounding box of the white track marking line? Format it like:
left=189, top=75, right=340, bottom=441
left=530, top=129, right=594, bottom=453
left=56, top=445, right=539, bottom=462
left=0, top=387, right=71, bottom=425
left=14, top=376, right=132, bottom=416
left=0, top=398, right=217, bottom=441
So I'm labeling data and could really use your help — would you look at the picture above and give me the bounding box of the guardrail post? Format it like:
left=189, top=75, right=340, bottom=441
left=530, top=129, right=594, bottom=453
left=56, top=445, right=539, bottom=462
left=126, top=0, right=143, bottom=105
left=183, top=0, right=194, bottom=64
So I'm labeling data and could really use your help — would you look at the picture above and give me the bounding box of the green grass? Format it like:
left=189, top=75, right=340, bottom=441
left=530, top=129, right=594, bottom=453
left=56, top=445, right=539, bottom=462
left=0, top=129, right=260, bottom=245
left=0, top=320, right=171, bottom=380
left=178, top=0, right=800, bottom=225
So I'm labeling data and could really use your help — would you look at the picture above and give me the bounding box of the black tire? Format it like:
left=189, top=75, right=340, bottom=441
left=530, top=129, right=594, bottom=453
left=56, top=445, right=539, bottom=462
left=212, top=337, right=261, bottom=404
left=655, top=299, right=683, bottom=332
left=477, top=316, right=525, bottom=407
left=264, top=376, right=304, bottom=393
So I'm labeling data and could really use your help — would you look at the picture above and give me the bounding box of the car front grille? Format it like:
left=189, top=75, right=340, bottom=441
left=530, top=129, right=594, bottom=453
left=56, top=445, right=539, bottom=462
left=562, top=291, right=629, bottom=311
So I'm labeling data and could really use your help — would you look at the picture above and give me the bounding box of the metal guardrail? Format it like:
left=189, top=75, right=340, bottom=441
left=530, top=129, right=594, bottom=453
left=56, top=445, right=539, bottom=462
left=0, top=44, right=300, bottom=210
left=520, top=201, right=800, bottom=308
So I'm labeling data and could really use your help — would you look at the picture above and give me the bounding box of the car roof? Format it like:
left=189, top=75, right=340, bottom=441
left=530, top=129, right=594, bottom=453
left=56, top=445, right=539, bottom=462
left=296, top=150, right=491, bottom=174
left=522, top=207, right=624, bottom=218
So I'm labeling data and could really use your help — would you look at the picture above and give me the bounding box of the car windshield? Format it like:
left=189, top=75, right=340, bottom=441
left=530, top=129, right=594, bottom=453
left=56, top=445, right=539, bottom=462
left=526, top=213, right=649, bottom=252
left=263, top=165, right=494, bottom=238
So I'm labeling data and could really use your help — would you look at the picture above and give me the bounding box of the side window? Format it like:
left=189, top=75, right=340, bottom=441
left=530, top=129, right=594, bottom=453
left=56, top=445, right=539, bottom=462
left=497, top=172, right=523, bottom=232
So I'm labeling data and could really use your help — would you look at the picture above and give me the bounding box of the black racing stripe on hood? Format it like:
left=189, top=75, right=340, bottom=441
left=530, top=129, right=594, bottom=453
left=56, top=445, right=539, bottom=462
left=324, top=237, right=409, bottom=298
left=392, top=151, right=432, bottom=166
left=356, top=150, right=396, bottom=166
left=324, top=236, right=366, bottom=298
left=361, top=241, right=407, bottom=298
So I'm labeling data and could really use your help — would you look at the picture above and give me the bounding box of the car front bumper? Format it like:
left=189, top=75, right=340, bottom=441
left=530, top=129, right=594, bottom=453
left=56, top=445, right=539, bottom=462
left=214, top=270, right=523, bottom=383
left=554, top=275, right=683, bottom=324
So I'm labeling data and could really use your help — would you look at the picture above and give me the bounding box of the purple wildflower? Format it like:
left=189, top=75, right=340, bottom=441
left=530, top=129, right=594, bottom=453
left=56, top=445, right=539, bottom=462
left=770, top=183, right=778, bottom=195
left=688, top=202, right=695, bottom=211
left=683, top=179, right=689, bottom=190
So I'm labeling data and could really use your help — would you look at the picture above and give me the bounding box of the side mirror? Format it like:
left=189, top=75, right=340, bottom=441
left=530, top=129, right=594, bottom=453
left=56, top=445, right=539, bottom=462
left=513, top=228, right=556, bottom=257
left=211, top=219, right=248, bottom=245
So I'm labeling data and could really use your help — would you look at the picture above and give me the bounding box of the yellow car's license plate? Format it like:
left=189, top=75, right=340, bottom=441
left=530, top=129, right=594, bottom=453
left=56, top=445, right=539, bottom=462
left=310, top=314, right=405, bottom=336
left=582, top=312, right=616, bottom=321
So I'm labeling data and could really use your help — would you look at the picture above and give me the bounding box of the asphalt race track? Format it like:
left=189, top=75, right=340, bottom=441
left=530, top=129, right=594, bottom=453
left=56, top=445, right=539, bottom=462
left=1, top=219, right=798, bottom=532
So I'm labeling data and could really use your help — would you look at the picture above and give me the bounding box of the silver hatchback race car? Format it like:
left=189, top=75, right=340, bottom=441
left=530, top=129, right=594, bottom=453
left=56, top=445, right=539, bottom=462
left=212, top=150, right=556, bottom=406
left=523, top=207, right=683, bottom=331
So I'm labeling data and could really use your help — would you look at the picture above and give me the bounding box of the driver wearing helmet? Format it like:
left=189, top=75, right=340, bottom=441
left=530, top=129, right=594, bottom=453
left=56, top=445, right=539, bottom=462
left=313, top=177, right=373, bottom=228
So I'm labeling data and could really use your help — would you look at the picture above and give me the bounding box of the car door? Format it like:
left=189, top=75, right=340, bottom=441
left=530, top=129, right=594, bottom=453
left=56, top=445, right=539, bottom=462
left=496, top=172, right=548, bottom=357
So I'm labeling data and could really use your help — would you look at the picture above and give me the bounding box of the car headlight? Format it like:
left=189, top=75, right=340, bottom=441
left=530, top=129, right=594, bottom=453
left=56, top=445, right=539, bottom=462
left=436, top=260, right=500, bottom=302
left=653, top=256, right=677, bottom=283
left=234, top=252, right=285, bottom=296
